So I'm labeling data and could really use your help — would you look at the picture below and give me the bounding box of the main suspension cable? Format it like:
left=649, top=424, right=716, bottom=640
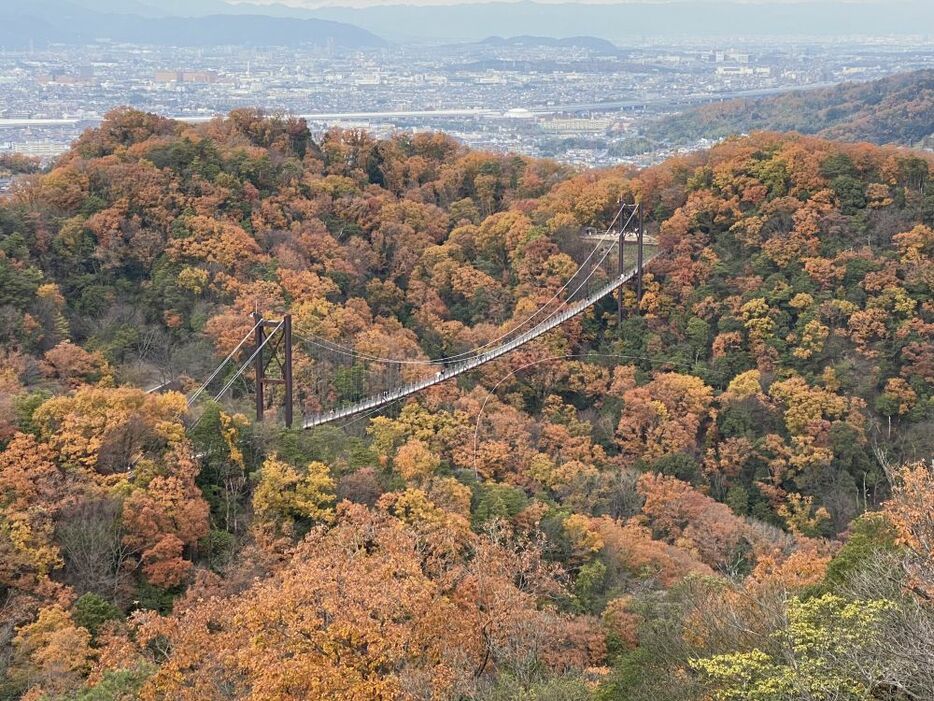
left=212, top=320, right=284, bottom=403
left=187, top=319, right=263, bottom=407
left=292, top=204, right=639, bottom=367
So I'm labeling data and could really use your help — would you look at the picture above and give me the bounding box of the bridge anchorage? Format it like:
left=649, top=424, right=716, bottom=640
left=185, top=202, right=655, bottom=429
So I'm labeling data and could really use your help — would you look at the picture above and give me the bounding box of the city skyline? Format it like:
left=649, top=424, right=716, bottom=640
left=2, top=33, right=931, bottom=167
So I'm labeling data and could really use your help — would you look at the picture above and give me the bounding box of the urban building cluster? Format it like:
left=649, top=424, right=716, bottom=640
left=1, top=37, right=932, bottom=167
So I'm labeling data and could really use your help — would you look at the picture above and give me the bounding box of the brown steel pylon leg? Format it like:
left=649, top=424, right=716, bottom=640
left=283, top=314, right=293, bottom=428
left=636, top=203, right=644, bottom=308
left=252, top=311, right=265, bottom=423
left=618, top=212, right=626, bottom=324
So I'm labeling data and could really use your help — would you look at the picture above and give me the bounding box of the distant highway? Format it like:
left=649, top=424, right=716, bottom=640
left=0, top=81, right=841, bottom=128
left=198, top=82, right=841, bottom=122
left=534, top=81, right=840, bottom=114
left=0, top=118, right=89, bottom=127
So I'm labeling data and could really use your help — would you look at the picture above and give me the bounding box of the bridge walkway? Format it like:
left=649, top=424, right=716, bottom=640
left=303, top=255, right=657, bottom=428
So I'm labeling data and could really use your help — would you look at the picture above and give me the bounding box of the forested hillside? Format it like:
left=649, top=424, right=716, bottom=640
left=646, top=69, right=934, bottom=149
left=1, top=109, right=933, bottom=700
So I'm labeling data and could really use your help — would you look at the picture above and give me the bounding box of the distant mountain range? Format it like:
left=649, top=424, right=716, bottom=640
left=67, top=0, right=310, bottom=17
left=0, top=0, right=386, bottom=49
left=644, top=69, right=934, bottom=149
left=303, top=1, right=934, bottom=42
left=6, top=0, right=932, bottom=46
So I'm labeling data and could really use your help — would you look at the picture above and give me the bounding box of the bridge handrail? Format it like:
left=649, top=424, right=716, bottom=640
left=303, top=253, right=658, bottom=428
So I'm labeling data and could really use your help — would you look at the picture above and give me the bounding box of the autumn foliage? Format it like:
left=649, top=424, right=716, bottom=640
left=0, top=109, right=932, bottom=699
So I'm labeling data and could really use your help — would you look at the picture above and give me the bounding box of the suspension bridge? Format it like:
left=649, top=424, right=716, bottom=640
left=153, top=203, right=659, bottom=429
left=302, top=255, right=655, bottom=427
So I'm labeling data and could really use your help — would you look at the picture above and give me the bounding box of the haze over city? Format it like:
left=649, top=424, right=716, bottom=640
left=1, top=0, right=931, bottom=171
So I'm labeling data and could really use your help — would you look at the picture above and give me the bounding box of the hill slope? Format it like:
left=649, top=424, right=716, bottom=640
left=646, top=69, right=934, bottom=149
left=0, top=111, right=932, bottom=699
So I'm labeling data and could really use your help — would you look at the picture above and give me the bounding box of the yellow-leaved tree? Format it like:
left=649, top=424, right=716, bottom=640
left=252, top=455, right=336, bottom=535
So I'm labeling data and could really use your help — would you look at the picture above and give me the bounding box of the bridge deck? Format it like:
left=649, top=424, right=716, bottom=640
left=581, top=231, right=659, bottom=244
left=303, top=254, right=657, bottom=428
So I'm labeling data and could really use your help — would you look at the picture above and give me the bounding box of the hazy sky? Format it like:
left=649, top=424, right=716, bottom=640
left=239, top=0, right=885, bottom=6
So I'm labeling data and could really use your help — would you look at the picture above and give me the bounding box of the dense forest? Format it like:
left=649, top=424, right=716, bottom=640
left=0, top=108, right=933, bottom=700
left=645, top=69, right=934, bottom=150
